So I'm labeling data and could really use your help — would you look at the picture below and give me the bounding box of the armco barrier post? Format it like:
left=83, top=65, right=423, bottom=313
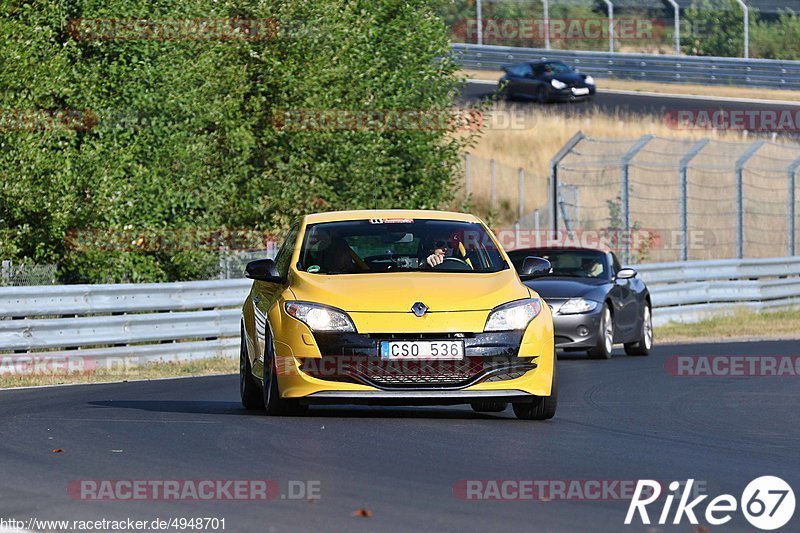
left=735, top=140, right=765, bottom=259
left=679, top=139, right=710, bottom=261
left=620, top=135, right=654, bottom=264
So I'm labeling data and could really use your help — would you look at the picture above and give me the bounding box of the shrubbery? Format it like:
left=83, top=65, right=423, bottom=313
left=0, top=0, right=470, bottom=283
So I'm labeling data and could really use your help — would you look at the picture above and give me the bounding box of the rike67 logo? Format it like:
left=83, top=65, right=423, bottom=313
left=626, top=477, right=795, bottom=530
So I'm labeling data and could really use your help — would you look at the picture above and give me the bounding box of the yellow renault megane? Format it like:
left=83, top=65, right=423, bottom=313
left=240, top=210, right=557, bottom=420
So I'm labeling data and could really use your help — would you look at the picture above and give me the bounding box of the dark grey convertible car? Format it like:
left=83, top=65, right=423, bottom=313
left=508, top=247, right=652, bottom=359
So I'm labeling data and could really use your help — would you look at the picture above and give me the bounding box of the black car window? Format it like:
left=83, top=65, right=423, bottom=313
left=531, top=64, right=546, bottom=77
left=508, top=249, right=610, bottom=280
left=546, top=62, right=572, bottom=74
left=506, top=63, right=533, bottom=78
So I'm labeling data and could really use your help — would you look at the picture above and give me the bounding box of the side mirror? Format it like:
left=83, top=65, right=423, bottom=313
left=616, top=268, right=637, bottom=280
left=519, top=256, right=552, bottom=280
left=245, top=259, right=282, bottom=282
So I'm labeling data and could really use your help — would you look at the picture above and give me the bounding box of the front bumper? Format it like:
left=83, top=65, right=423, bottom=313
left=550, top=86, right=596, bottom=101
left=272, top=322, right=555, bottom=401
left=551, top=304, right=603, bottom=349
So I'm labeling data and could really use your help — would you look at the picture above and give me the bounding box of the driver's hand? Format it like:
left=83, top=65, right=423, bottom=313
left=426, top=249, right=445, bottom=267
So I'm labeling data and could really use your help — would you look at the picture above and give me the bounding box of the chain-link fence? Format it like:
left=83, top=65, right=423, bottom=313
left=0, top=261, right=58, bottom=286
left=552, top=132, right=800, bottom=264
left=457, top=153, right=551, bottom=229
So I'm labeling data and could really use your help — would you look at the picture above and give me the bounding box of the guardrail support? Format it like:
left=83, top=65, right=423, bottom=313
left=679, top=139, right=709, bottom=262
left=789, top=156, right=800, bottom=256
left=549, top=131, right=586, bottom=232
left=620, top=135, right=654, bottom=264
left=735, top=140, right=765, bottom=259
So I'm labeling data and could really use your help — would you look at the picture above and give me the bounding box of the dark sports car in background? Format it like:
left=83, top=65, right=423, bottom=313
left=508, top=247, right=652, bottom=359
left=499, top=61, right=596, bottom=103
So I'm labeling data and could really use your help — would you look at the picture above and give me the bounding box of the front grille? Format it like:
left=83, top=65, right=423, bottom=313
left=300, top=356, right=535, bottom=389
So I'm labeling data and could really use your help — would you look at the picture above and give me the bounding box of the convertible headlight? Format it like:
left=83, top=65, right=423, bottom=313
left=584, top=75, right=595, bottom=85
left=484, top=299, right=542, bottom=332
left=558, top=298, right=598, bottom=315
left=551, top=79, right=567, bottom=90
left=285, top=301, right=355, bottom=332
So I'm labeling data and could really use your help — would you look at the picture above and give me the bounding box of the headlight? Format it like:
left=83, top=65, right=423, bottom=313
left=484, top=299, right=542, bottom=332
left=285, top=301, right=355, bottom=332
left=551, top=79, right=567, bottom=90
left=584, top=75, right=595, bottom=85
left=558, top=298, right=598, bottom=315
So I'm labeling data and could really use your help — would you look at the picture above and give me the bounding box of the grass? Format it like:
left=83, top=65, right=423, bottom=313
left=461, top=68, right=800, bottom=102
left=655, top=309, right=800, bottom=344
left=1, top=309, right=798, bottom=390
left=0, top=355, right=235, bottom=389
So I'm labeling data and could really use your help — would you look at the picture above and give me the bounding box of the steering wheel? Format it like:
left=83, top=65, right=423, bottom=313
left=433, top=257, right=472, bottom=271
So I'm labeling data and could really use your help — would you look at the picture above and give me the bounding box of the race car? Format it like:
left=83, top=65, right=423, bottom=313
left=499, top=60, right=596, bottom=103
left=507, top=247, right=652, bottom=359
left=240, top=210, right=557, bottom=420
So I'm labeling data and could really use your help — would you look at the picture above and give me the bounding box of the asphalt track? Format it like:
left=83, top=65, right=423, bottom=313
left=462, top=79, right=800, bottom=120
left=1, top=340, right=798, bottom=532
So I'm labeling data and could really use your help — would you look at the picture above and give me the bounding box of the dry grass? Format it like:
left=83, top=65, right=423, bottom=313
left=461, top=69, right=800, bottom=102
left=655, top=309, right=800, bottom=344
left=0, top=356, right=235, bottom=389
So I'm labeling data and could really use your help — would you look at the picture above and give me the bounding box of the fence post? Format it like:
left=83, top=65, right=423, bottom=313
left=549, top=131, right=586, bottom=232
left=518, top=167, right=525, bottom=222
left=735, top=0, right=749, bottom=58
left=464, top=153, right=471, bottom=197
left=789, top=157, right=800, bottom=256
left=1, top=260, right=10, bottom=286
left=620, top=135, right=654, bottom=264
left=476, top=0, right=483, bottom=46
left=490, top=159, right=496, bottom=210
left=679, top=139, right=709, bottom=261
left=735, top=140, right=765, bottom=259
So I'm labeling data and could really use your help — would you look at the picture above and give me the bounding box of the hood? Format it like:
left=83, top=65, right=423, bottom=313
left=553, top=72, right=586, bottom=85
left=290, top=270, right=529, bottom=313
left=524, top=277, right=609, bottom=300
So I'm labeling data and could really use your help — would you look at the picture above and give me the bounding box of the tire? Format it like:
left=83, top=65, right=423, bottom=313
left=588, top=304, right=614, bottom=359
left=240, top=326, right=263, bottom=410
left=470, top=401, right=508, bottom=413
left=262, top=331, right=307, bottom=416
left=513, top=364, right=558, bottom=420
left=624, top=304, right=653, bottom=356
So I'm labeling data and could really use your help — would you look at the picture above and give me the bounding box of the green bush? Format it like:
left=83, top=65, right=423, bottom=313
left=0, top=0, right=471, bottom=283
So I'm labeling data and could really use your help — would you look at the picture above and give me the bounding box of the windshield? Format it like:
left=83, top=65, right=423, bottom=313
left=508, top=249, right=608, bottom=279
left=545, top=62, right=572, bottom=74
left=299, top=219, right=507, bottom=274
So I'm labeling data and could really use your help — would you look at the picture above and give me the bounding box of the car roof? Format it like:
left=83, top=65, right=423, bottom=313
left=304, top=209, right=482, bottom=224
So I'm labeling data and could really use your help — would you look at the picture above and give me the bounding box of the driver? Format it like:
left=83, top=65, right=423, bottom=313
left=426, top=239, right=451, bottom=267
left=582, top=257, right=604, bottom=278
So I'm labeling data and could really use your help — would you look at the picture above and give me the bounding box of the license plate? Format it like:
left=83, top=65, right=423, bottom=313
left=380, top=340, right=465, bottom=360
left=572, top=87, right=590, bottom=96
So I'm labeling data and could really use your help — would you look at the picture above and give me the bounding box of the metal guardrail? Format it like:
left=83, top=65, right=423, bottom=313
left=452, top=43, right=800, bottom=89
left=0, top=257, right=798, bottom=363
left=638, top=257, right=800, bottom=326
